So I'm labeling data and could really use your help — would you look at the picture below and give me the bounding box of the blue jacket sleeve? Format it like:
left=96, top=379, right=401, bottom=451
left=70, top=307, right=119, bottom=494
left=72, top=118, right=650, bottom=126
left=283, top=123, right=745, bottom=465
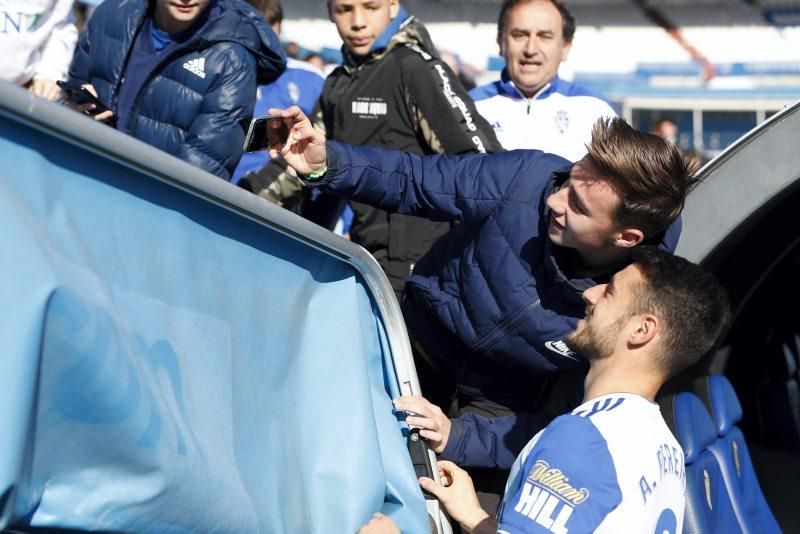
left=317, top=141, right=561, bottom=223
left=439, top=412, right=551, bottom=470
left=497, top=415, right=622, bottom=533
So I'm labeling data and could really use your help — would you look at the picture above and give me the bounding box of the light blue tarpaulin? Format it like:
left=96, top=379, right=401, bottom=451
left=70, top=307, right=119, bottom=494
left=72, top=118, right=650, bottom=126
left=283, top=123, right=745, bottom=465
left=0, top=86, right=428, bottom=532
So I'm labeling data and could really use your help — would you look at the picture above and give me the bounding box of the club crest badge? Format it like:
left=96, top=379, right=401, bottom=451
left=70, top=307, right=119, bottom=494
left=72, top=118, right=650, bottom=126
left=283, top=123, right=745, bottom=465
left=555, top=110, right=569, bottom=133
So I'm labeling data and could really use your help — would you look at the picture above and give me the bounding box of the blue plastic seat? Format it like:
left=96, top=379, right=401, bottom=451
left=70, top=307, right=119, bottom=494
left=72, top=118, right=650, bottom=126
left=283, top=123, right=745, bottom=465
left=696, top=375, right=782, bottom=533
left=660, top=392, right=742, bottom=534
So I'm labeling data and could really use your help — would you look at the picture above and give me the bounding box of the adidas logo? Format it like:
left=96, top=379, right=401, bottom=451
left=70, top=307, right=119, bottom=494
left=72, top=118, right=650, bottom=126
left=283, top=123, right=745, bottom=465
left=183, top=58, right=206, bottom=79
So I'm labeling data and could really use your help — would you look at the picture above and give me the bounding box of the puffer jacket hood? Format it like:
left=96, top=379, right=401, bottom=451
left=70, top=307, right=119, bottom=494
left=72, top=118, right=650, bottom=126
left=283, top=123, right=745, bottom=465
left=195, top=0, right=286, bottom=84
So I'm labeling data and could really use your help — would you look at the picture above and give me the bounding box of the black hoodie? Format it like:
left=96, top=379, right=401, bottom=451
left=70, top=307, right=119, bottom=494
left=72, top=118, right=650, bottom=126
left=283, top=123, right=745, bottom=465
left=315, top=13, right=502, bottom=294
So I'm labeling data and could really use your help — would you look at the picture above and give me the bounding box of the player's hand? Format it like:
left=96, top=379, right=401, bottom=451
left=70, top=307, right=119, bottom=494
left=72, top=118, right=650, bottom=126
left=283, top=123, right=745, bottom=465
left=74, top=84, right=114, bottom=122
left=29, top=78, right=61, bottom=101
left=358, top=512, right=400, bottom=534
left=394, top=396, right=452, bottom=453
left=419, top=460, right=494, bottom=532
left=267, top=106, right=327, bottom=176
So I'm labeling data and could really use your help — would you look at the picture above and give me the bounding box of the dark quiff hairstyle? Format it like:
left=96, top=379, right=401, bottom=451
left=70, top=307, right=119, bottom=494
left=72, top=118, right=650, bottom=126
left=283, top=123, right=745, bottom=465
left=497, top=0, right=576, bottom=43
left=629, top=247, right=731, bottom=378
left=587, top=117, right=699, bottom=238
left=246, top=0, right=283, bottom=26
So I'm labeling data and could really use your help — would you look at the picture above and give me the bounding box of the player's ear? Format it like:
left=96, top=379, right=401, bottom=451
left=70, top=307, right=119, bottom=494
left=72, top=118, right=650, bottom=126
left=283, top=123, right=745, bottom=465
left=560, top=39, right=573, bottom=62
left=628, top=314, right=658, bottom=348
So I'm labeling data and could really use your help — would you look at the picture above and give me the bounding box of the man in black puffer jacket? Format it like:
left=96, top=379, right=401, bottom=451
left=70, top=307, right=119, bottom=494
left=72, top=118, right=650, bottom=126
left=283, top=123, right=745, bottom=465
left=68, top=0, right=286, bottom=180
left=245, top=0, right=501, bottom=296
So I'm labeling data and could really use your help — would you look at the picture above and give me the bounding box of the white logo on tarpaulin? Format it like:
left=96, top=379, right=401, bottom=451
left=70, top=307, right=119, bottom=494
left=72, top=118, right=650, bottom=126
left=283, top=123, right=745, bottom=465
left=554, top=110, right=569, bottom=133
left=183, top=58, right=206, bottom=79
left=544, top=340, right=578, bottom=360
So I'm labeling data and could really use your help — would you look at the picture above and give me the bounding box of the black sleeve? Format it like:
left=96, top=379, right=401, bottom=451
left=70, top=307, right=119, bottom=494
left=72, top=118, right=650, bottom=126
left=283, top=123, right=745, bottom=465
left=400, top=46, right=503, bottom=155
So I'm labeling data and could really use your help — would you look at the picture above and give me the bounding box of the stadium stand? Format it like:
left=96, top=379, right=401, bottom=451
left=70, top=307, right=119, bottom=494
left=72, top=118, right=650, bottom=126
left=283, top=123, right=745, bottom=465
left=281, top=0, right=800, bottom=158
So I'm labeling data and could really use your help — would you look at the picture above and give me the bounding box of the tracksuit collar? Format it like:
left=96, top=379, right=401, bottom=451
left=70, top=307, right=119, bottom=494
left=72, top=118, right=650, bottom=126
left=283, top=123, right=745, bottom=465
left=499, top=68, right=560, bottom=100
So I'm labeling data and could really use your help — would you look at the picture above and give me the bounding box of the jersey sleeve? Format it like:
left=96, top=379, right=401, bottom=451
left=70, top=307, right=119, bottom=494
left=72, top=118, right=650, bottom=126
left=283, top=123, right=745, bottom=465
left=497, top=414, right=622, bottom=534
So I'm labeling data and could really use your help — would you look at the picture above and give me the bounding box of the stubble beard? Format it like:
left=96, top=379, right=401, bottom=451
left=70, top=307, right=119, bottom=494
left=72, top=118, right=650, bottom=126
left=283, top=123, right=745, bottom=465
left=566, top=314, right=628, bottom=361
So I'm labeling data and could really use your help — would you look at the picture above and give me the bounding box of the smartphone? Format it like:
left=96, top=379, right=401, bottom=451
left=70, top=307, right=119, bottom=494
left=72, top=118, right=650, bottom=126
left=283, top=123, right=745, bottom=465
left=57, top=81, right=111, bottom=114
left=243, top=116, right=290, bottom=153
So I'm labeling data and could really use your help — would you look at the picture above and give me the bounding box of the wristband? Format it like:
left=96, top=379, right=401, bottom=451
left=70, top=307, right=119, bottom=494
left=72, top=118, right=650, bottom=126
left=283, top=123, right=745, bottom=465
left=304, top=165, right=328, bottom=181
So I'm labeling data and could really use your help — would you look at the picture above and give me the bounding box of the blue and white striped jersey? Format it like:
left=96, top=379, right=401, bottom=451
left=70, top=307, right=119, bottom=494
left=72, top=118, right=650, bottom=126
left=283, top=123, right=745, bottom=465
left=470, top=73, right=617, bottom=162
left=498, top=393, right=685, bottom=534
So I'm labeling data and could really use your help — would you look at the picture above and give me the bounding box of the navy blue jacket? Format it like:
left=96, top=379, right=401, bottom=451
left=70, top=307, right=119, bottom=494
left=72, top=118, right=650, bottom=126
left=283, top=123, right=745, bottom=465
left=440, top=412, right=551, bottom=470
left=68, top=0, right=285, bottom=180
left=316, top=142, right=680, bottom=408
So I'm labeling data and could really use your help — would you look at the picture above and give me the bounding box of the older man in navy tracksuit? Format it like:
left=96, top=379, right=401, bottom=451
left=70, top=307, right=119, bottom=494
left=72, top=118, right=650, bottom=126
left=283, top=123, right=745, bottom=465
left=68, top=0, right=286, bottom=180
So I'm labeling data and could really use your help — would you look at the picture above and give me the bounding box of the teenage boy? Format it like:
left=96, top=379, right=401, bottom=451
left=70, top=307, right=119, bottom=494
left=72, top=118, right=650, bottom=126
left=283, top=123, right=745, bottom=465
left=247, top=0, right=501, bottom=295
left=68, top=0, right=286, bottom=180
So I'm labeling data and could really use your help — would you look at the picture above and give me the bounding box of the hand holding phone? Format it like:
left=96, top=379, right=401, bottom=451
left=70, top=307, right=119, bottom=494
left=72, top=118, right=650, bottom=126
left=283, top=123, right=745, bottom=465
left=259, top=107, right=328, bottom=178
left=57, top=81, right=112, bottom=117
left=243, top=116, right=290, bottom=153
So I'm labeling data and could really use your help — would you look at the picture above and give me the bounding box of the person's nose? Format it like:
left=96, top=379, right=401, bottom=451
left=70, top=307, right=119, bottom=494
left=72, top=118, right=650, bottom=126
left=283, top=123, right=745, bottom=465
left=582, top=284, right=604, bottom=305
left=351, top=7, right=366, bottom=29
left=546, top=185, right=567, bottom=215
left=523, top=36, right=539, bottom=57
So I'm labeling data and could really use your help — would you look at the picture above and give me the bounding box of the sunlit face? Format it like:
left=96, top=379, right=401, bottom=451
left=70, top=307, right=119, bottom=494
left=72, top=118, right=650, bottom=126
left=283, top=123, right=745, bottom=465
left=154, top=0, right=210, bottom=33
left=566, top=265, right=642, bottom=360
left=498, top=0, right=572, bottom=98
left=546, top=156, right=621, bottom=255
left=328, top=0, right=399, bottom=57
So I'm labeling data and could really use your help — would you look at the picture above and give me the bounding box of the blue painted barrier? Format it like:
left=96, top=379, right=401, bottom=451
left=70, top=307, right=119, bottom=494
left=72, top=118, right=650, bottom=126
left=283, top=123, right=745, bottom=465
left=0, top=81, right=431, bottom=533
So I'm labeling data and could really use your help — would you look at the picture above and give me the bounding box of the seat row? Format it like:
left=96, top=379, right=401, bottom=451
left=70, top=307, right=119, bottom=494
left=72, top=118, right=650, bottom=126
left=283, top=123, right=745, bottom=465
left=659, top=374, right=782, bottom=533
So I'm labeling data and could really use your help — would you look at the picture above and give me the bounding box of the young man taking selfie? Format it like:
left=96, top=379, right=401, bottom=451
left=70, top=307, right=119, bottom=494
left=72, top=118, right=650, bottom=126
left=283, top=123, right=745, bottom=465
left=266, top=105, right=696, bottom=422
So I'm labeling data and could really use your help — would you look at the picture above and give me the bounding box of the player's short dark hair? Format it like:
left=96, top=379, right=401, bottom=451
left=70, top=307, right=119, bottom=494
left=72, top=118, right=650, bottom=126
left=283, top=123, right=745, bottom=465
left=629, top=247, right=731, bottom=377
left=246, top=0, right=283, bottom=26
left=497, top=0, right=576, bottom=43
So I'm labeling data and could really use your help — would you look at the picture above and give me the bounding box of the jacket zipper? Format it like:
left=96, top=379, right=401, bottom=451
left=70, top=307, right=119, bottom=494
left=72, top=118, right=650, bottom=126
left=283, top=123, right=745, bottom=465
left=111, top=15, right=149, bottom=115
left=468, top=298, right=542, bottom=354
